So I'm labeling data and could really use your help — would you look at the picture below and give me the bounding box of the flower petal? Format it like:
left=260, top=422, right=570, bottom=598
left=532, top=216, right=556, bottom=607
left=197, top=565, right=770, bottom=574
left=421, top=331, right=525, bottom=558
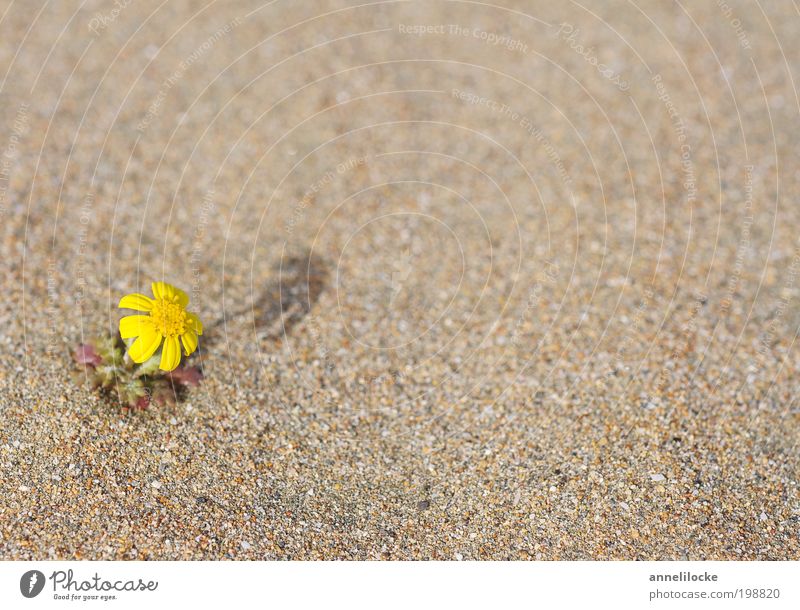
left=152, top=282, right=189, bottom=306
left=119, top=293, right=154, bottom=312
left=159, top=335, right=181, bottom=371
left=186, top=312, right=203, bottom=335
left=127, top=327, right=163, bottom=363
left=174, top=287, right=189, bottom=307
left=186, top=311, right=203, bottom=335
left=180, top=329, right=198, bottom=356
left=151, top=282, right=173, bottom=300
left=119, top=315, right=155, bottom=339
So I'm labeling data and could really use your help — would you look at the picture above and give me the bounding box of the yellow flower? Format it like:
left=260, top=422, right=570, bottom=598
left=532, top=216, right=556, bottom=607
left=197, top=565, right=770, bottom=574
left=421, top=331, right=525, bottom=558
left=118, top=282, right=203, bottom=372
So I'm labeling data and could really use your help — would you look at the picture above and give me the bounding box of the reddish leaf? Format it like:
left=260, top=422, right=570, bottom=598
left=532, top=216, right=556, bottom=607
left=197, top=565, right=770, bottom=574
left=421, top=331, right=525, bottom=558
left=74, top=344, right=101, bottom=367
left=134, top=395, right=150, bottom=410
left=168, top=366, right=203, bottom=386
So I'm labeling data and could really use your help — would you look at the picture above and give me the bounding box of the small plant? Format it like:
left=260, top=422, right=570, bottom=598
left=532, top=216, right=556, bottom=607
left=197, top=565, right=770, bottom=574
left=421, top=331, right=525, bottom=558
left=73, top=282, right=204, bottom=409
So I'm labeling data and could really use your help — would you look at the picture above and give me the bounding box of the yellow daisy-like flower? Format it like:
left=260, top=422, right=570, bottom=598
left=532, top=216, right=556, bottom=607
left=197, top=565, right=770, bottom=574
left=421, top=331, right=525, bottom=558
left=118, top=282, right=203, bottom=372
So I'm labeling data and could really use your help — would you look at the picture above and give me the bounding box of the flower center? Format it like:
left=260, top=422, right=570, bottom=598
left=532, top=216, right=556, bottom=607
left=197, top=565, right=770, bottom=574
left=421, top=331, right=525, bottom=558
left=150, top=298, right=187, bottom=337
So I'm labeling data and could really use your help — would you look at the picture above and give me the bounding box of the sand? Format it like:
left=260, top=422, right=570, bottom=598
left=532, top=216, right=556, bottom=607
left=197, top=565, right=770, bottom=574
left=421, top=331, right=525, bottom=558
left=1, top=0, right=799, bottom=559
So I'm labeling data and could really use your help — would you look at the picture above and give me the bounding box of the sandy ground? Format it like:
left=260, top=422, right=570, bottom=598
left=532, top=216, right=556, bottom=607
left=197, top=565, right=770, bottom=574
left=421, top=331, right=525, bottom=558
left=1, top=1, right=799, bottom=560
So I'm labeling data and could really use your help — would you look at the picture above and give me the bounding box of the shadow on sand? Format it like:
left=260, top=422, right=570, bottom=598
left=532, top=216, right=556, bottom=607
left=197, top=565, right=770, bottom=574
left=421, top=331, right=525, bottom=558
left=202, top=250, right=330, bottom=350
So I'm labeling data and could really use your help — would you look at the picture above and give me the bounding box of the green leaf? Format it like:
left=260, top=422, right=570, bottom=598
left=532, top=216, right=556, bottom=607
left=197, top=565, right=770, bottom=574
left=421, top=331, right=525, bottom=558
left=134, top=351, right=162, bottom=377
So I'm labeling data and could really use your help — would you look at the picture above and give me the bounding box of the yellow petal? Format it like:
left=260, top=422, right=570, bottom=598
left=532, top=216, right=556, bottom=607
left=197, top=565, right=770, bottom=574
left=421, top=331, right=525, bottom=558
left=180, top=329, right=198, bottom=356
left=152, top=281, right=187, bottom=303
left=186, top=312, right=203, bottom=335
left=119, top=315, right=154, bottom=339
left=159, top=335, right=181, bottom=371
left=174, top=287, right=189, bottom=307
left=127, top=327, right=163, bottom=363
left=151, top=281, right=174, bottom=300
left=119, top=293, right=154, bottom=312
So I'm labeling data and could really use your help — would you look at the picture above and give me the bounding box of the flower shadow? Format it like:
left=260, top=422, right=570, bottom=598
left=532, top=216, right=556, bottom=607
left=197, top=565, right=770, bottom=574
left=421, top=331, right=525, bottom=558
left=252, top=251, right=329, bottom=342
left=204, top=250, right=329, bottom=349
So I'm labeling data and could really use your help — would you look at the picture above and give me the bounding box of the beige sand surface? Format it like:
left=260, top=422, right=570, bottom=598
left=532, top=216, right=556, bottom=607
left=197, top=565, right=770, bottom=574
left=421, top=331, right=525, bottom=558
left=1, top=1, right=799, bottom=559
